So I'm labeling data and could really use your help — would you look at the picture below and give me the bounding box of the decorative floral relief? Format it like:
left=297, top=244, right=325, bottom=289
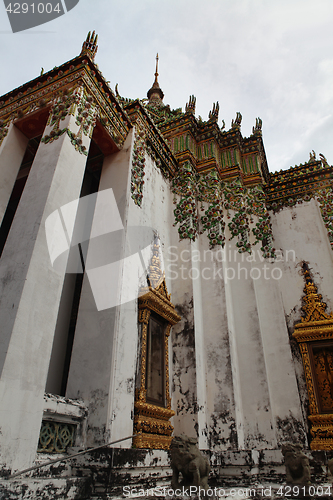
left=247, top=185, right=275, bottom=259
left=41, top=89, right=76, bottom=144
left=252, top=212, right=275, bottom=259
left=316, top=187, right=333, bottom=250
left=223, top=179, right=251, bottom=253
left=198, top=171, right=225, bottom=247
left=75, top=92, right=96, bottom=137
left=131, top=130, right=146, bottom=206
left=172, top=168, right=275, bottom=257
left=41, top=88, right=96, bottom=156
left=172, top=162, right=199, bottom=240
left=201, top=201, right=225, bottom=247
left=228, top=207, right=251, bottom=253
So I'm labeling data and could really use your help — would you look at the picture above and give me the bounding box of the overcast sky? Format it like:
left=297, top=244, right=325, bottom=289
left=1, top=0, right=333, bottom=172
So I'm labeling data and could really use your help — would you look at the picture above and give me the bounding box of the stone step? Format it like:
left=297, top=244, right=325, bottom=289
left=0, top=476, right=91, bottom=500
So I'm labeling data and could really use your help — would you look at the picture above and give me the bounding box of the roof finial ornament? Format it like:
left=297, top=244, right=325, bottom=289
left=231, top=111, right=242, bottom=129
left=155, top=53, right=159, bottom=83
left=147, top=53, right=164, bottom=105
left=81, top=30, right=98, bottom=60
left=185, top=95, right=196, bottom=114
left=209, top=102, right=219, bottom=122
left=252, top=117, right=262, bottom=135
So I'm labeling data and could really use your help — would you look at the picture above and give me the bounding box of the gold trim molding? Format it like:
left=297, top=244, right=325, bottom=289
left=308, top=414, right=333, bottom=450
left=293, top=263, right=333, bottom=450
left=133, top=432, right=173, bottom=450
left=134, top=239, right=180, bottom=449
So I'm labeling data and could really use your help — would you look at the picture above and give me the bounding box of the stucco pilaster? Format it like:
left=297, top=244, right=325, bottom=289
left=66, top=129, right=136, bottom=447
left=251, top=251, right=307, bottom=446
left=222, top=241, right=277, bottom=450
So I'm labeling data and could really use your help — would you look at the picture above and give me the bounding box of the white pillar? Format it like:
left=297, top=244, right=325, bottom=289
left=0, top=105, right=93, bottom=471
left=193, top=237, right=237, bottom=451
left=0, top=122, right=29, bottom=223
left=66, top=129, right=136, bottom=447
left=251, top=251, right=307, bottom=445
left=222, top=242, right=277, bottom=449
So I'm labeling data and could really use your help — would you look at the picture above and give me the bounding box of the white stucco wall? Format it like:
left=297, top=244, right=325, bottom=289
left=2, top=116, right=327, bottom=471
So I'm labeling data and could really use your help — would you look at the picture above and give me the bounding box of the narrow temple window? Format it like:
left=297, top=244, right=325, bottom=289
left=146, top=314, right=165, bottom=406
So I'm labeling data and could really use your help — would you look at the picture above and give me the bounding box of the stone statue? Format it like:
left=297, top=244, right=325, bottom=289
left=281, top=443, right=311, bottom=485
left=170, top=435, right=210, bottom=490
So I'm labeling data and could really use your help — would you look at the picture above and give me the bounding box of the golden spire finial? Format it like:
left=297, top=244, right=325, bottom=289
left=154, top=53, right=159, bottom=83
left=147, top=52, right=164, bottom=104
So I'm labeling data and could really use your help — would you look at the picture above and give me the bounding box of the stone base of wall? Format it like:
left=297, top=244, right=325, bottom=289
left=0, top=448, right=332, bottom=499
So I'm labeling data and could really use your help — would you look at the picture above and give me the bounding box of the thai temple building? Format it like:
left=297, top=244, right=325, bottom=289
left=0, top=32, right=333, bottom=498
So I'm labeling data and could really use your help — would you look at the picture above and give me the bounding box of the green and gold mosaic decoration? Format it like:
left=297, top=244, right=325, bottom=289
left=38, top=420, right=75, bottom=453
left=171, top=162, right=275, bottom=257
left=131, top=129, right=146, bottom=206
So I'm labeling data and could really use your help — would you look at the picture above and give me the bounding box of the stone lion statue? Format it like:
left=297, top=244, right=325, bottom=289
left=169, top=435, right=210, bottom=490
left=281, top=443, right=311, bottom=485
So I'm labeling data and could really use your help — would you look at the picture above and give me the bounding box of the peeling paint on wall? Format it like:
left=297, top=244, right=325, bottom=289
left=171, top=295, right=198, bottom=437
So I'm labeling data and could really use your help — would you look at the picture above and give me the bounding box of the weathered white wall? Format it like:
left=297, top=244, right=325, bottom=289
left=192, top=232, right=237, bottom=451
left=2, top=112, right=326, bottom=471
left=271, top=199, right=333, bottom=428
left=271, top=200, right=333, bottom=315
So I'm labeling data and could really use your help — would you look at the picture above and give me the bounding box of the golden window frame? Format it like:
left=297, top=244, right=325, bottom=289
left=133, top=243, right=181, bottom=450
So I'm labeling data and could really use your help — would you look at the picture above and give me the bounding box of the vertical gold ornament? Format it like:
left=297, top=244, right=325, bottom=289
left=133, top=240, right=180, bottom=450
left=293, top=264, right=333, bottom=450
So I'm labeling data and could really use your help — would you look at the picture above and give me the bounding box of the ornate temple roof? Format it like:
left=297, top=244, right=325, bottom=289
left=0, top=32, right=332, bottom=213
